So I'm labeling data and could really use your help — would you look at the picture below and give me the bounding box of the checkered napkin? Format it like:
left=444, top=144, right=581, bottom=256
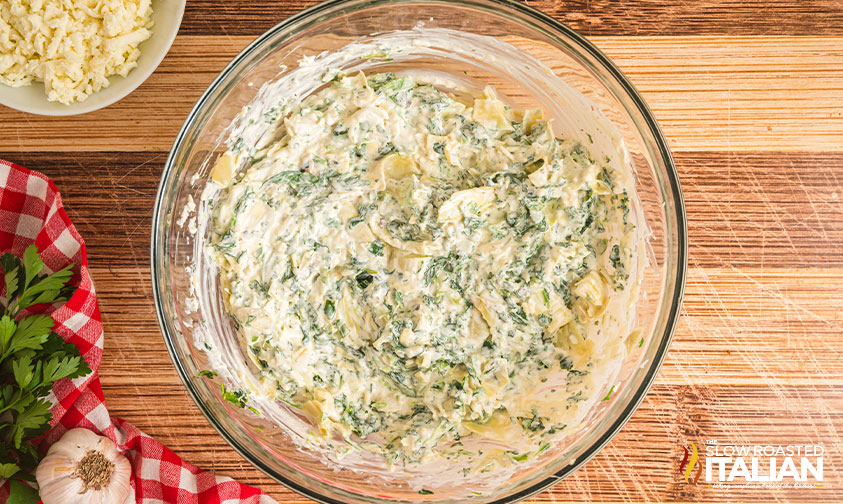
left=0, top=160, right=277, bottom=504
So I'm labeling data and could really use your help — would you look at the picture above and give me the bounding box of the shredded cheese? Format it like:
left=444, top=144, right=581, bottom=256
left=0, top=0, right=153, bottom=104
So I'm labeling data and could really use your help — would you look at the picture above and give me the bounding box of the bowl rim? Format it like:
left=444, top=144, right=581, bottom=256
left=151, top=0, right=688, bottom=502
left=0, top=0, right=186, bottom=116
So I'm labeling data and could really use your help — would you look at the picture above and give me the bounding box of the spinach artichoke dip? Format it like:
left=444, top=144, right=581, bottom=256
left=206, top=71, right=637, bottom=467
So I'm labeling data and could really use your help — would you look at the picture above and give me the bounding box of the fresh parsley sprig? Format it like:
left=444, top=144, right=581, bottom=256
left=0, top=245, right=91, bottom=483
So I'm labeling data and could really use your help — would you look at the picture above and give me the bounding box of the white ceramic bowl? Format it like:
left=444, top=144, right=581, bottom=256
left=0, top=0, right=185, bottom=116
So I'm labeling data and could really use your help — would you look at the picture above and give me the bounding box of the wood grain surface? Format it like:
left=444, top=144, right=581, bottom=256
left=4, top=36, right=842, bottom=152
left=2, top=1, right=842, bottom=502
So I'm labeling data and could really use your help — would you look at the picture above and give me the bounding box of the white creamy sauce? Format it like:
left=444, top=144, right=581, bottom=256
left=204, top=71, right=638, bottom=468
left=178, top=27, right=649, bottom=491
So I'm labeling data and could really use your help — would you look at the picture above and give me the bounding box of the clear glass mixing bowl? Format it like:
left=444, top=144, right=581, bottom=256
left=151, top=1, right=687, bottom=502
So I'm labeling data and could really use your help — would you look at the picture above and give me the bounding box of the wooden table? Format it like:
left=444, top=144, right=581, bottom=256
left=2, top=1, right=841, bottom=502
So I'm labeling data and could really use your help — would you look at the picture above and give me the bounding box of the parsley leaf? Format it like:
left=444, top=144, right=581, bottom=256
left=2, top=259, right=19, bottom=305
left=2, top=246, right=75, bottom=317
left=324, top=299, right=336, bottom=319
left=11, top=355, right=34, bottom=389
left=0, top=316, right=16, bottom=351
left=511, top=452, right=529, bottom=462
left=4, top=315, right=53, bottom=357
left=8, top=478, right=40, bottom=504
left=42, top=355, right=83, bottom=383
left=11, top=400, right=51, bottom=449
left=22, top=245, right=43, bottom=287
left=0, top=462, right=20, bottom=479
left=355, top=270, right=375, bottom=289
left=369, top=241, right=384, bottom=256
left=0, top=245, right=91, bottom=485
left=221, top=384, right=260, bottom=415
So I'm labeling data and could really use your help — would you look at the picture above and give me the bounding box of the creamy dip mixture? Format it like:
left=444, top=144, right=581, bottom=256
left=206, top=72, right=636, bottom=466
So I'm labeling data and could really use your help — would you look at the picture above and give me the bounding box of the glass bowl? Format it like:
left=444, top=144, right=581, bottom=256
left=151, top=1, right=687, bottom=502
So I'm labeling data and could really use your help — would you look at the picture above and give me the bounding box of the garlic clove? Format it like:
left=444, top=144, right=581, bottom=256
left=99, top=478, right=135, bottom=504
left=107, top=453, right=134, bottom=504
left=36, top=428, right=134, bottom=504
left=37, top=470, right=88, bottom=503
left=43, top=428, right=102, bottom=460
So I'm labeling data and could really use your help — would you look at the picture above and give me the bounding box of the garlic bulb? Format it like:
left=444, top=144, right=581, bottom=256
left=36, top=428, right=134, bottom=504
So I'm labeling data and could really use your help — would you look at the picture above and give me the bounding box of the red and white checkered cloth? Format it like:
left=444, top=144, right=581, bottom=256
left=0, top=160, right=277, bottom=504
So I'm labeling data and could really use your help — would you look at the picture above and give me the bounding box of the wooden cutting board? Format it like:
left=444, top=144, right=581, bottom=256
left=2, top=1, right=841, bottom=502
